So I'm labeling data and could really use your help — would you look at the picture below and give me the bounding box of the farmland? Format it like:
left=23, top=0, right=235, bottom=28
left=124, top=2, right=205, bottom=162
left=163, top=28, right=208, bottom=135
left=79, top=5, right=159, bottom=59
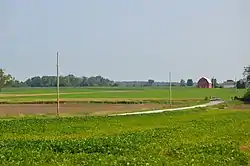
left=0, top=87, right=245, bottom=116
left=0, top=87, right=249, bottom=165
left=0, top=103, right=250, bottom=165
left=0, top=87, right=245, bottom=101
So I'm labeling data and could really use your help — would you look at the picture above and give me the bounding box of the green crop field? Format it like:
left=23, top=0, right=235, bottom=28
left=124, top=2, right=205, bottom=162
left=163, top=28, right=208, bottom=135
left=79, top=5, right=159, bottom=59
left=0, top=105, right=250, bottom=165
left=0, top=87, right=246, bottom=103
left=0, top=87, right=249, bottom=165
left=0, top=86, right=246, bottom=117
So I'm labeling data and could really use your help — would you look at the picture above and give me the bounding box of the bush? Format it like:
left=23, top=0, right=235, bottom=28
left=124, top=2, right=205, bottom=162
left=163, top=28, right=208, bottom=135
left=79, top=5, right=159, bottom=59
left=233, top=90, right=250, bottom=103
left=233, top=96, right=241, bottom=100
left=242, top=90, right=250, bottom=103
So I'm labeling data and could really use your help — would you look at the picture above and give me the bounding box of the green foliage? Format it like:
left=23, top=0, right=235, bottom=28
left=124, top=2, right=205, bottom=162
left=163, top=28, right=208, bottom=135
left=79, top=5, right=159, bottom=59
left=0, top=69, right=12, bottom=91
left=0, top=87, right=245, bottom=102
left=242, top=90, right=250, bottom=102
left=236, top=80, right=246, bottom=89
left=0, top=132, right=247, bottom=165
left=0, top=109, right=249, bottom=165
left=243, top=66, right=250, bottom=88
left=180, top=79, right=186, bottom=86
left=24, top=75, right=114, bottom=87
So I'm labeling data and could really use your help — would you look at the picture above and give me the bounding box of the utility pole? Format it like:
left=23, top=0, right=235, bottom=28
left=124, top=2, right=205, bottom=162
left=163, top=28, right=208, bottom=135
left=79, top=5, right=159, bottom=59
left=235, top=76, right=237, bottom=92
left=56, top=52, right=60, bottom=116
left=169, top=72, right=172, bottom=107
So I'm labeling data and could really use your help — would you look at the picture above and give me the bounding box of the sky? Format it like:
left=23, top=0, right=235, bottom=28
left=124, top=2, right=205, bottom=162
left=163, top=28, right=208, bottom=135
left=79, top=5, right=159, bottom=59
left=1, top=0, right=250, bottom=82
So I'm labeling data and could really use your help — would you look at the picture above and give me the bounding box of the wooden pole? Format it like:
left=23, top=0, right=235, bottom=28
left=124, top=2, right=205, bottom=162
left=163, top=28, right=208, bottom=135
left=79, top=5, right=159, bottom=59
left=169, top=72, right=172, bottom=107
left=235, top=76, right=237, bottom=92
left=57, top=52, right=60, bottom=116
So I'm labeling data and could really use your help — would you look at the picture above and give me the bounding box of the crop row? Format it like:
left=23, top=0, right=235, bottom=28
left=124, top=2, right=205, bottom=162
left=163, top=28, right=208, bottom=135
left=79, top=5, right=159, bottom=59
left=0, top=103, right=249, bottom=165
left=0, top=127, right=248, bottom=166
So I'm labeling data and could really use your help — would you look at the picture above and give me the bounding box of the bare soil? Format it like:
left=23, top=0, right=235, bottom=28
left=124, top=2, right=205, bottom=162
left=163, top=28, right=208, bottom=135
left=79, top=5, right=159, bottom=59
left=230, top=104, right=250, bottom=110
left=240, top=145, right=250, bottom=152
left=0, top=103, right=168, bottom=116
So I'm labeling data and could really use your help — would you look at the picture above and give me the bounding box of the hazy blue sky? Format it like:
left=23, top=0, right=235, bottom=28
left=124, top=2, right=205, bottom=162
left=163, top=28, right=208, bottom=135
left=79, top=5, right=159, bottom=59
left=1, top=0, right=250, bottom=82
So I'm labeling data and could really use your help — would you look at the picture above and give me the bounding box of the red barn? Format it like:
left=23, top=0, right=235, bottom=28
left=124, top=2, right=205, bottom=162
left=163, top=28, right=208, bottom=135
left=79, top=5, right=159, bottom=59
left=197, top=77, right=212, bottom=88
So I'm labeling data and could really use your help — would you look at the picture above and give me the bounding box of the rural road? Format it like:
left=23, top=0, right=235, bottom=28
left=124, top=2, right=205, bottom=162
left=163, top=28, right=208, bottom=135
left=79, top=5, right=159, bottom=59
left=110, top=100, right=224, bottom=116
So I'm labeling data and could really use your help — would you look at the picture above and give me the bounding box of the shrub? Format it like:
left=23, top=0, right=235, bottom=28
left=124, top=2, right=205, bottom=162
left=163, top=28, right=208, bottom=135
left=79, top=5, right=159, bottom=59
left=242, top=90, right=250, bottom=103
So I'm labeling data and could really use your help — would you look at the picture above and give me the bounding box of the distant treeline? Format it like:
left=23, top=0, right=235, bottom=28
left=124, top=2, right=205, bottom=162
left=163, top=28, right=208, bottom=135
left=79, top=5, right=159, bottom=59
left=6, top=76, right=177, bottom=88
left=5, top=75, right=115, bottom=87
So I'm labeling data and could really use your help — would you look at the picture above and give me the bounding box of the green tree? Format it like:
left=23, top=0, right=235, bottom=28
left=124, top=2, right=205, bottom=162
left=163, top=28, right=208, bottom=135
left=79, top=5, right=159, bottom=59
left=0, top=69, right=12, bottom=92
left=80, top=76, right=88, bottom=86
left=236, top=80, right=245, bottom=89
left=186, top=79, right=193, bottom=86
left=243, top=66, right=250, bottom=88
left=65, top=74, right=82, bottom=87
left=25, top=76, right=42, bottom=87
left=4, top=77, right=27, bottom=88
left=242, top=90, right=250, bottom=103
left=180, top=79, right=186, bottom=86
left=0, top=71, right=115, bottom=88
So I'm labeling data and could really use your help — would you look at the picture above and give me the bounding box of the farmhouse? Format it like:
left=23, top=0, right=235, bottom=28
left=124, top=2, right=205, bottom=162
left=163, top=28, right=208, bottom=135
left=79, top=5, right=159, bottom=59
left=197, top=77, right=212, bottom=88
left=221, top=80, right=235, bottom=88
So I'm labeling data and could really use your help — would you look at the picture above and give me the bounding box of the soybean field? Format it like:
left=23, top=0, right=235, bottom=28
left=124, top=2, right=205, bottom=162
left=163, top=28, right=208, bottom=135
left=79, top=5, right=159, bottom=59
left=0, top=105, right=250, bottom=165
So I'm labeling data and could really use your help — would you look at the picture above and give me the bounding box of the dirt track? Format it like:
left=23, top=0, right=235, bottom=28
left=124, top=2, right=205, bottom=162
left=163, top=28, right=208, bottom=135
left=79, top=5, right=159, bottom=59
left=0, top=103, right=167, bottom=116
